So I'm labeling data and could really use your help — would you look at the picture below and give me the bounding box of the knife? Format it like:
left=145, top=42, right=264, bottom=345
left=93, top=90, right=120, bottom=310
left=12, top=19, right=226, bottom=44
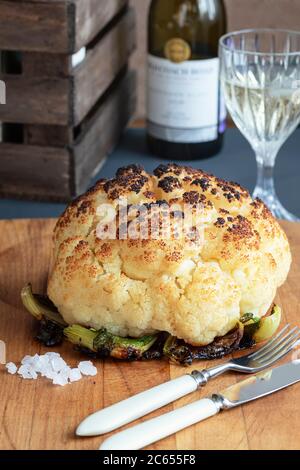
left=99, top=361, right=300, bottom=450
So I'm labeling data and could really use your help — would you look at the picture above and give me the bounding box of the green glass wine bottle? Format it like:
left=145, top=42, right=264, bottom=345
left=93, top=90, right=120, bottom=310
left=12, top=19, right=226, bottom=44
left=147, top=0, right=227, bottom=160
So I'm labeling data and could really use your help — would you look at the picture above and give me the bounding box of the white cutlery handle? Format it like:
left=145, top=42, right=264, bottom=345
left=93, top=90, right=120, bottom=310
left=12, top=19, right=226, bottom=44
left=77, top=374, right=198, bottom=436
left=99, top=398, right=220, bottom=450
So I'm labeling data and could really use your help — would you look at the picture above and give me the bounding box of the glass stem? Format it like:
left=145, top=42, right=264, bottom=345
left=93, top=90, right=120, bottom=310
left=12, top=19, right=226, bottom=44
left=255, top=161, right=276, bottom=198
left=253, top=147, right=278, bottom=204
left=252, top=149, right=299, bottom=222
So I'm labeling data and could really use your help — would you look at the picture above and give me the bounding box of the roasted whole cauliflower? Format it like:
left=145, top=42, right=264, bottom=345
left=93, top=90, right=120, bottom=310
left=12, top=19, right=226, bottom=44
left=47, top=164, right=291, bottom=346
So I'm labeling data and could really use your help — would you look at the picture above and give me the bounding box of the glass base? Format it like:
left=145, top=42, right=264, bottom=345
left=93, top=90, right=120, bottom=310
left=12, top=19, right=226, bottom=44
left=253, top=187, right=300, bottom=222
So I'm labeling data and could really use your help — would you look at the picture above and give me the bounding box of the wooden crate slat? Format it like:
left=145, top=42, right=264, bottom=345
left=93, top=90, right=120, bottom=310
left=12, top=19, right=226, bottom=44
left=74, top=7, right=135, bottom=126
left=74, top=69, right=136, bottom=194
left=0, top=0, right=71, bottom=53
left=0, top=143, right=71, bottom=200
left=22, top=53, right=72, bottom=78
left=0, top=75, right=70, bottom=125
left=75, top=0, right=128, bottom=51
left=23, top=125, right=73, bottom=147
left=0, top=0, right=128, bottom=54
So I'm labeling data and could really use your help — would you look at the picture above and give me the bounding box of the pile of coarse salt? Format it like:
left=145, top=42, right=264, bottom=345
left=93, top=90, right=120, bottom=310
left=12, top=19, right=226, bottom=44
left=5, top=352, right=97, bottom=386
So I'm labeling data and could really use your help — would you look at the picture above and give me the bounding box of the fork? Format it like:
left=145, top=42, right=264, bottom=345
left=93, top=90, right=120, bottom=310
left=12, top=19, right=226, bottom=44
left=76, top=324, right=300, bottom=437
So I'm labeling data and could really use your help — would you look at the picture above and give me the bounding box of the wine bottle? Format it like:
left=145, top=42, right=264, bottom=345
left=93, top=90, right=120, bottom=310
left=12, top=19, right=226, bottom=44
left=147, top=0, right=227, bottom=160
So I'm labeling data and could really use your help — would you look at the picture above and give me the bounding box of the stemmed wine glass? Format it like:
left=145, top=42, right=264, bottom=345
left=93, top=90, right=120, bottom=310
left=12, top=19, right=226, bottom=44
left=219, top=29, right=300, bottom=222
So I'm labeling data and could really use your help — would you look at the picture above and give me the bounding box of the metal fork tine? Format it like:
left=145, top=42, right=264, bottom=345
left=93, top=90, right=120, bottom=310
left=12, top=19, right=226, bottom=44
left=253, top=326, right=299, bottom=362
left=258, top=330, right=300, bottom=363
left=247, top=324, right=291, bottom=359
left=256, top=332, right=300, bottom=366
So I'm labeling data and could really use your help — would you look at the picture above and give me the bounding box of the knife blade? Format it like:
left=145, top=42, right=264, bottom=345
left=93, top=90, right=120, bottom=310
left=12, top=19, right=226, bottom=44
left=99, top=361, right=300, bottom=450
left=217, top=360, right=300, bottom=407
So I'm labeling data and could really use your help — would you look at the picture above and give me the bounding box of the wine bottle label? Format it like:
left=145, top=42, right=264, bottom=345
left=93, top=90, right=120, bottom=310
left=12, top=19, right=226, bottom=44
left=147, top=54, right=222, bottom=143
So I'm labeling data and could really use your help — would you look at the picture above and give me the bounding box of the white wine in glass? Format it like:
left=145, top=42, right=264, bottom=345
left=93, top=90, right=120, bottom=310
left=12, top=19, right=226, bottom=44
left=219, top=29, right=300, bottom=221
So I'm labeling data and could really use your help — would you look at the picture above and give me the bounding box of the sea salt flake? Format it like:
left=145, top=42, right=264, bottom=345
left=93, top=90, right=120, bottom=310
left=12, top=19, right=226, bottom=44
left=31, top=354, right=45, bottom=373
left=60, top=365, right=71, bottom=381
left=28, top=368, right=38, bottom=380
left=50, top=356, right=67, bottom=372
left=18, top=364, right=34, bottom=380
left=52, top=372, right=69, bottom=387
left=44, top=369, right=56, bottom=380
left=45, top=352, right=61, bottom=360
left=6, top=362, right=17, bottom=375
left=69, top=368, right=82, bottom=382
left=78, top=361, right=97, bottom=376
left=21, top=355, right=34, bottom=365
left=38, top=355, right=51, bottom=371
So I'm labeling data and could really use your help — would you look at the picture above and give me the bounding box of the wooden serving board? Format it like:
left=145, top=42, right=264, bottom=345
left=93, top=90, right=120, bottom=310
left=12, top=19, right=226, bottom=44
left=0, top=219, right=300, bottom=450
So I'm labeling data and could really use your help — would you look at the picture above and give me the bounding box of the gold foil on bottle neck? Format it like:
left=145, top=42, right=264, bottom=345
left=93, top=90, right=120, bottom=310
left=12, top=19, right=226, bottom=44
left=164, top=38, right=191, bottom=63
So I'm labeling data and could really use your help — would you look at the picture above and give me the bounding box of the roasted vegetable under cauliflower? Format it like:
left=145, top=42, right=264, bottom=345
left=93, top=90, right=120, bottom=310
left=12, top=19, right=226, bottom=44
left=21, top=284, right=283, bottom=365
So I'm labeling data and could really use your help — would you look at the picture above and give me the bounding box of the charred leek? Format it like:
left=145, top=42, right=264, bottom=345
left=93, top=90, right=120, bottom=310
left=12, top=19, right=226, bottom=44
left=93, top=328, right=158, bottom=359
left=253, top=305, right=281, bottom=343
left=64, top=325, right=98, bottom=352
left=21, top=284, right=67, bottom=326
left=240, top=305, right=282, bottom=344
left=64, top=325, right=158, bottom=359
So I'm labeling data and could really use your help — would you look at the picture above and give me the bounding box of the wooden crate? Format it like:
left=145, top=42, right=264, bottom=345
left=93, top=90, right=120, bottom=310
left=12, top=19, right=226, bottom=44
left=0, top=70, right=136, bottom=201
left=0, top=0, right=136, bottom=201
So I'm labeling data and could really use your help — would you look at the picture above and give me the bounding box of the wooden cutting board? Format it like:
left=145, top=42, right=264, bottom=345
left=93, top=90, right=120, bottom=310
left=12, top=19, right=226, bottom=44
left=0, top=218, right=300, bottom=450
